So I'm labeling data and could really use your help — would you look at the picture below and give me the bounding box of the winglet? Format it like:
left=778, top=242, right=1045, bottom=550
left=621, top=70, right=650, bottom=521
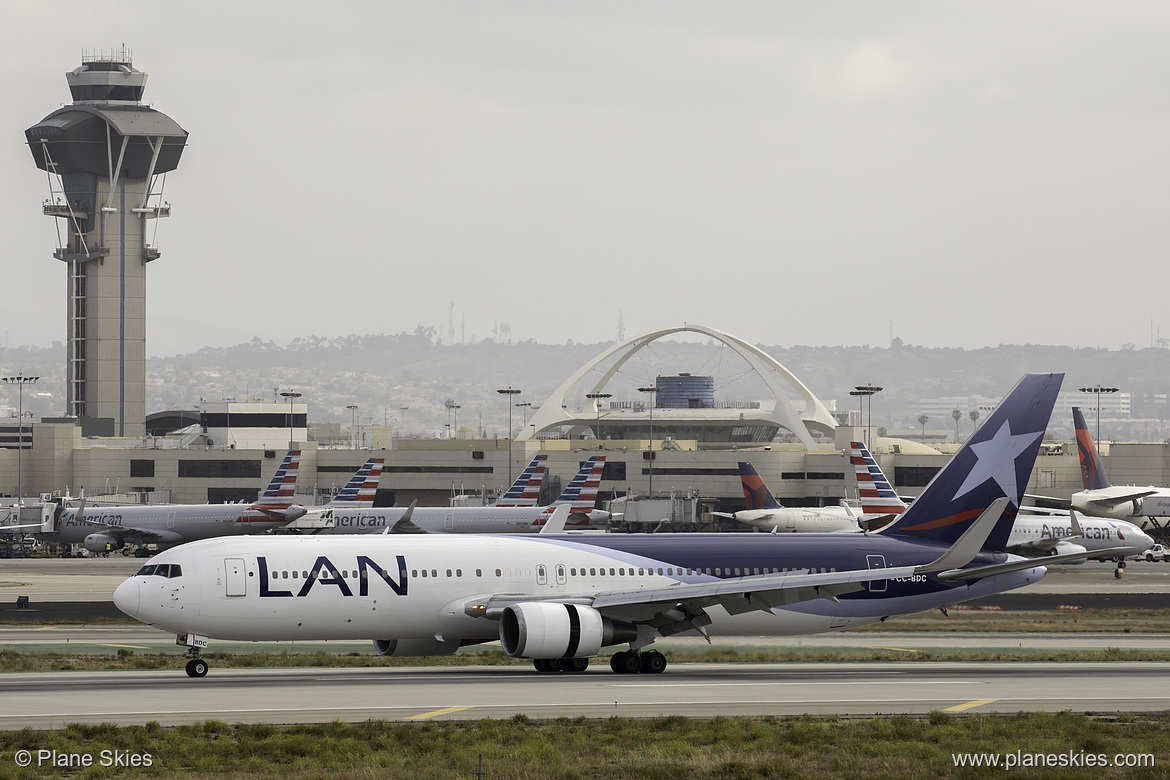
left=1069, top=509, right=1083, bottom=538
left=538, top=504, right=572, bottom=535
left=917, top=497, right=1011, bottom=573
left=384, top=500, right=424, bottom=534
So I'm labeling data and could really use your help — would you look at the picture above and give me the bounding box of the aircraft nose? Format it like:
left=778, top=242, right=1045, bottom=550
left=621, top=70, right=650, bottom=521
left=112, top=578, right=140, bottom=618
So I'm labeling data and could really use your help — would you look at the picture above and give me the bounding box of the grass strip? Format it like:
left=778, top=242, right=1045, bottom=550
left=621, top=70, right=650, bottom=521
left=4, top=645, right=1170, bottom=673
left=0, top=712, right=1166, bottom=779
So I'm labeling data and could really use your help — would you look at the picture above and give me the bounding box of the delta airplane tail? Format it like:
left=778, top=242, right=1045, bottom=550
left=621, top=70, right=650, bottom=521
left=880, top=373, right=1063, bottom=553
left=327, top=457, right=384, bottom=508
left=849, top=441, right=907, bottom=527
left=737, top=462, right=783, bottom=511
left=1073, top=406, right=1112, bottom=491
left=493, top=455, right=548, bottom=507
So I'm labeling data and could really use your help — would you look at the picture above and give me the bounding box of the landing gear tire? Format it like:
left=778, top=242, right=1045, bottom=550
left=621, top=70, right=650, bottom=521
left=610, top=651, right=644, bottom=674
left=533, top=659, right=563, bottom=673
left=185, top=658, right=208, bottom=678
left=565, top=657, right=589, bottom=673
left=640, top=650, right=667, bottom=674
left=1114, top=567, right=1123, bottom=579
left=1118, top=560, right=1127, bottom=569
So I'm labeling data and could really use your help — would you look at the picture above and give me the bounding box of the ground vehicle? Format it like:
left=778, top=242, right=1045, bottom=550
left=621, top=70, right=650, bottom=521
left=1131, top=544, right=1170, bottom=563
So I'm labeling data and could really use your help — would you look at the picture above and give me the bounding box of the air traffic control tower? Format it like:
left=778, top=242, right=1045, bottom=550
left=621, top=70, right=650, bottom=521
left=25, top=49, right=187, bottom=437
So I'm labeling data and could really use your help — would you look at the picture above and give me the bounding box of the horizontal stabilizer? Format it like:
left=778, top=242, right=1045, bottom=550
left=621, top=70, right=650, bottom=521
left=938, top=546, right=1130, bottom=582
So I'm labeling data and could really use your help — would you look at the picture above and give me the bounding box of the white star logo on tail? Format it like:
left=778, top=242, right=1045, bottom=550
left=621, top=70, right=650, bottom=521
left=952, top=421, right=1044, bottom=503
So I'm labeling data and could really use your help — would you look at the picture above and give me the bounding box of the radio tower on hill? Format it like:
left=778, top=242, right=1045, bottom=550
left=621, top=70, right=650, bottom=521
left=25, top=48, right=187, bottom=436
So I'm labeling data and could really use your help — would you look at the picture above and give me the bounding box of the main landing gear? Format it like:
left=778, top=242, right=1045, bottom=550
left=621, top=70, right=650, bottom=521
left=609, top=650, right=667, bottom=674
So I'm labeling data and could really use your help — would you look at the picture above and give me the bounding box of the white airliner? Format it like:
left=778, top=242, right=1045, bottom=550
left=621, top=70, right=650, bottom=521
left=1008, top=510, right=1151, bottom=563
left=715, top=462, right=861, bottom=533
left=310, top=456, right=609, bottom=534
left=1069, top=406, right=1170, bottom=535
left=36, top=451, right=306, bottom=554
left=114, top=374, right=1123, bottom=678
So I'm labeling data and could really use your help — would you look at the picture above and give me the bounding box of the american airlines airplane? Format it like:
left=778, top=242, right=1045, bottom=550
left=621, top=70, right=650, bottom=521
left=114, top=373, right=1122, bottom=678
left=36, top=450, right=306, bottom=555
left=309, top=455, right=609, bottom=534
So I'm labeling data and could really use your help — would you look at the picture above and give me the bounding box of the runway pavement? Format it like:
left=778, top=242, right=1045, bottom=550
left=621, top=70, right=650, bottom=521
left=3, top=662, right=1170, bottom=728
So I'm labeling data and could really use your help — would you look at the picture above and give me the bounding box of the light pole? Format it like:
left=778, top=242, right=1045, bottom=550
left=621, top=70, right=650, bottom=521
left=852, top=385, right=883, bottom=448
left=2, top=374, right=39, bottom=505
left=346, top=404, right=358, bottom=448
left=586, top=392, right=612, bottom=441
left=638, top=386, right=660, bottom=498
left=279, top=391, right=301, bottom=449
left=1079, top=385, right=1120, bottom=444
left=515, top=402, right=531, bottom=428
left=497, top=387, right=522, bottom=486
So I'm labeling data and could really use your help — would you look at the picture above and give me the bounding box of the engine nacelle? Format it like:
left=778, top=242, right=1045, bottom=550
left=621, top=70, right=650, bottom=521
left=372, top=638, right=462, bottom=657
left=1050, top=541, right=1088, bottom=560
left=83, top=533, right=126, bottom=553
left=499, top=602, right=637, bottom=659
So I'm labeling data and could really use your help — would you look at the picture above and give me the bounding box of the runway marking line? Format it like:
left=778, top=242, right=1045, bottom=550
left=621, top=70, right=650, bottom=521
left=405, top=706, right=473, bottom=720
left=95, top=643, right=151, bottom=650
left=945, top=699, right=998, bottom=712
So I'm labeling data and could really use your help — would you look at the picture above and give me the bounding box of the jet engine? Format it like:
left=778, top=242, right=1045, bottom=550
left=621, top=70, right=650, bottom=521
left=499, top=602, right=637, bottom=659
left=372, top=638, right=462, bottom=657
left=83, top=533, right=126, bottom=553
left=1048, top=541, right=1088, bottom=559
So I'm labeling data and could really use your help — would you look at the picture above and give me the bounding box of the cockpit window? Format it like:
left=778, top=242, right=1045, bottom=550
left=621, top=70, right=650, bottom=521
left=136, top=564, right=182, bottom=578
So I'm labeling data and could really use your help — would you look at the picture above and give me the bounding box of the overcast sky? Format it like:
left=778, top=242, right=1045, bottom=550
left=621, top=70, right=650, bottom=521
left=3, top=2, right=1168, bottom=356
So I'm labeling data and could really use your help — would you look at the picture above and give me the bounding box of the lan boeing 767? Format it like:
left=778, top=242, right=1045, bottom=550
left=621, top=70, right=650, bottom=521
left=114, top=374, right=1117, bottom=677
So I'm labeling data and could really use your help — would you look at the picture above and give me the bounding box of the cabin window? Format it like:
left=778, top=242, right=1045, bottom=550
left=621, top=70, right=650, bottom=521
left=495, top=569, right=502, bottom=577
left=609, top=568, right=616, bottom=576
left=589, top=568, right=596, bottom=576
left=292, top=571, right=299, bottom=579
left=476, top=569, right=482, bottom=577
left=570, top=568, right=577, bottom=576
left=446, top=569, right=452, bottom=577
left=456, top=569, right=462, bottom=577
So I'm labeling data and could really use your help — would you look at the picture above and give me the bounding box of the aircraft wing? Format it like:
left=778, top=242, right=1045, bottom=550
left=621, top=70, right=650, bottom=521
left=468, top=563, right=921, bottom=638
left=1007, top=538, right=1065, bottom=555
left=1082, top=489, right=1159, bottom=509
left=466, top=497, right=1012, bottom=637
left=72, top=519, right=185, bottom=545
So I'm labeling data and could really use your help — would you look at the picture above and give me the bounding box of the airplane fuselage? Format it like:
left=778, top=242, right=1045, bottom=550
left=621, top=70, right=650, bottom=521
left=1008, top=515, right=1151, bottom=560
left=114, top=533, right=1043, bottom=643
left=734, top=507, right=860, bottom=533
left=37, top=505, right=289, bottom=548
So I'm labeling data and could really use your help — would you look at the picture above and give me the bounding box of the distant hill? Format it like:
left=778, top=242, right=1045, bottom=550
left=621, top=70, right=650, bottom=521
left=3, top=334, right=1168, bottom=441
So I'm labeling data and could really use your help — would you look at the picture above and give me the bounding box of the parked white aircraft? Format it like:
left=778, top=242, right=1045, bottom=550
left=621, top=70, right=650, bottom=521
left=114, top=373, right=1122, bottom=678
left=36, top=451, right=306, bottom=554
left=1069, top=406, right=1170, bottom=538
left=715, top=462, right=860, bottom=533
